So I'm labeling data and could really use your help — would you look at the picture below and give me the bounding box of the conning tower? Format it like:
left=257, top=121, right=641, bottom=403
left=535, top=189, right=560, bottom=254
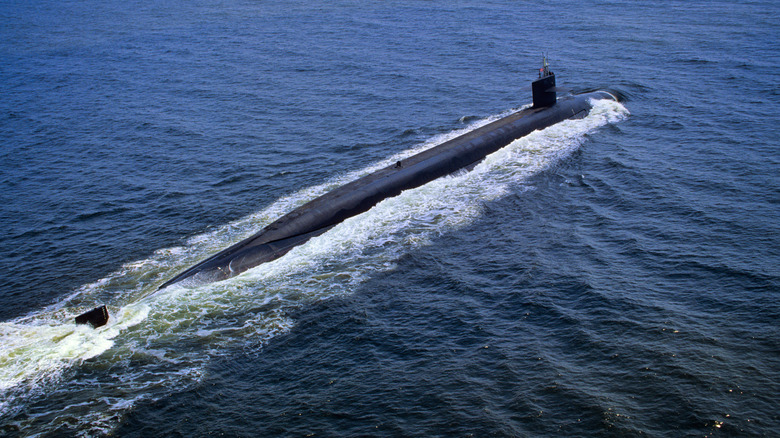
left=532, top=56, right=556, bottom=108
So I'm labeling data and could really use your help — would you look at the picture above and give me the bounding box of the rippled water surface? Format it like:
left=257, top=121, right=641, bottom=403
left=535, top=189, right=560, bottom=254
left=1, top=1, right=778, bottom=436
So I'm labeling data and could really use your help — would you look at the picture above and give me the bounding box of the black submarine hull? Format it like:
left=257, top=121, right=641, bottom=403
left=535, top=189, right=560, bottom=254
left=158, top=91, right=616, bottom=289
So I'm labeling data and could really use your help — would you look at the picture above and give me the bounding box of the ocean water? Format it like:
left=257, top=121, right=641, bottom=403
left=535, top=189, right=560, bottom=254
left=1, top=0, right=778, bottom=436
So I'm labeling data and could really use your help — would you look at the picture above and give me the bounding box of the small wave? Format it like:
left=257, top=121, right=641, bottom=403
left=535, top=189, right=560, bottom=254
left=74, top=206, right=130, bottom=222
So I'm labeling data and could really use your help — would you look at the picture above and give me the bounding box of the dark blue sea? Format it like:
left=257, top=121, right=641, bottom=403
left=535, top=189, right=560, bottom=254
left=1, top=1, right=778, bottom=436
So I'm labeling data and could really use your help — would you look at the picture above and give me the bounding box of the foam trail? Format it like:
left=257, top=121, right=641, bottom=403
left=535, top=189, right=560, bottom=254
left=0, top=99, right=628, bottom=435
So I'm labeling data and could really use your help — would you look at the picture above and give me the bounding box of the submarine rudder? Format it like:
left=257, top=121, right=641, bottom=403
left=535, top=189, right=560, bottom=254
left=75, top=305, right=109, bottom=328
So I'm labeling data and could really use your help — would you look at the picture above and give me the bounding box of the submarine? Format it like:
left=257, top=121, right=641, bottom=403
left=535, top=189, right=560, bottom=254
left=75, top=59, right=617, bottom=328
